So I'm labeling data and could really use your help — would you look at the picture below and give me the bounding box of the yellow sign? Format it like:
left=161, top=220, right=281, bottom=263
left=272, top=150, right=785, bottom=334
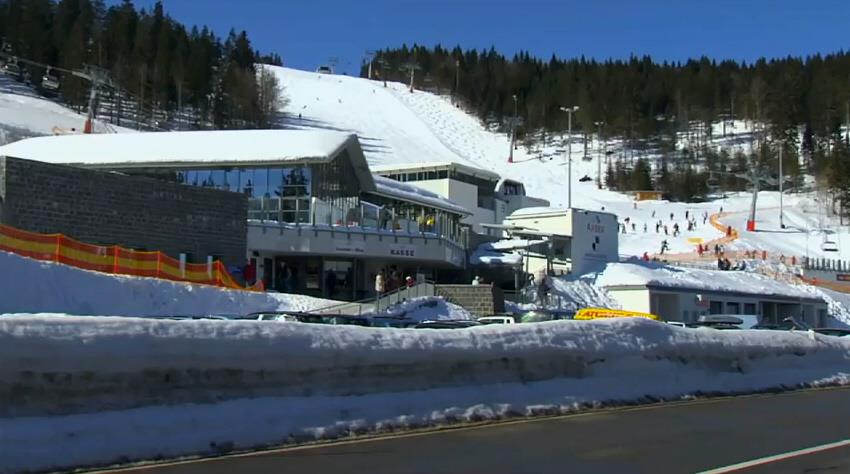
left=574, top=308, right=660, bottom=321
left=687, top=237, right=704, bottom=244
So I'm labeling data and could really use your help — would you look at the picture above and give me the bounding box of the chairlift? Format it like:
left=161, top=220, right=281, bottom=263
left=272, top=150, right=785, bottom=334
left=41, top=67, right=59, bottom=91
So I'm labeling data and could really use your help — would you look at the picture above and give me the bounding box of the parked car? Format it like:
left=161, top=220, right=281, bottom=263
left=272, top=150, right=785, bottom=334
left=371, top=316, right=418, bottom=328
left=414, top=320, right=481, bottom=329
left=477, top=316, right=516, bottom=325
left=248, top=312, right=301, bottom=322
left=515, top=308, right=574, bottom=323
left=813, top=328, right=850, bottom=337
left=316, top=65, right=333, bottom=74
left=2, top=62, right=21, bottom=78
left=693, top=314, right=744, bottom=330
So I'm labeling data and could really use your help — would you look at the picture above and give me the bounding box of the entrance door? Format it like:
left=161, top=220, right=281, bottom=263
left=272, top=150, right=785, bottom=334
left=324, top=259, right=354, bottom=300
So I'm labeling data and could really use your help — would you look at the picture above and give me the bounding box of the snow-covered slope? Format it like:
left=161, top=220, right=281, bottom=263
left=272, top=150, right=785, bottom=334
left=0, top=75, right=133, bottom=145
left=271, top=66, right=850, bottom=261
left=271, top=65, right=624, bottom=209
left=0, top=251, right=332, bottom=317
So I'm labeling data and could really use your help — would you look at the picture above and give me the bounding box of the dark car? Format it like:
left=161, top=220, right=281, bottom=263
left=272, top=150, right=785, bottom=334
left=693, top=314, right=744, bottom=330
left=813, top=328, right=850, bottom=337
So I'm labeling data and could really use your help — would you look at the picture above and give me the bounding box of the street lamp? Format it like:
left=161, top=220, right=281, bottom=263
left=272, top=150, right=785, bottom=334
left=594, top=121, right=605, bottom=189
left=509, top=94, right=518, bottom=163
left=560, top=105, right=579, bottom=209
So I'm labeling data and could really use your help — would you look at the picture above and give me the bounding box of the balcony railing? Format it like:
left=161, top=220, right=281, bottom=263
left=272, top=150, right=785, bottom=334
left=247, top=197, right=467, bottom=248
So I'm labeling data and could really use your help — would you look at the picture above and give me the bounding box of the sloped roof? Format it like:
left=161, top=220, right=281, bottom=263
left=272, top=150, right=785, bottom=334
left=0, top=129, right=376, bottom=192
left=370, top=175, right=470, bottom=216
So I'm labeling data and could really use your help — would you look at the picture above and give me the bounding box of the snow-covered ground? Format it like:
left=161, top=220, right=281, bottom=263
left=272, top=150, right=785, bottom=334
left=0, top=251, right=333, bottom=317
left=270, top=66, right=850, bottom=262
left=2, top=314, right=849, bottom=472
left=0, top=75, right=134, bottom=144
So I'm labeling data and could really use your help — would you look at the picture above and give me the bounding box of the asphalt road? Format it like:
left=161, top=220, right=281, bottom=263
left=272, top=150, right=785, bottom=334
left=107, top=386, right=850, bottom=474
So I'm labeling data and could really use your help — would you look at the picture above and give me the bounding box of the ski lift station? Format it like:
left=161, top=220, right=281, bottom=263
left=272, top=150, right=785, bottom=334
left=0, top=129, right=578, bottom=300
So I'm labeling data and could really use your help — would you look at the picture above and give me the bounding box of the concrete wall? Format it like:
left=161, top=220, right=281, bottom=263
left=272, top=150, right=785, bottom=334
left=607, top=288, right=651, bottom=313
left=0, top=157, right=247, bottom=266
left=435, top=283, right=505, bottom=316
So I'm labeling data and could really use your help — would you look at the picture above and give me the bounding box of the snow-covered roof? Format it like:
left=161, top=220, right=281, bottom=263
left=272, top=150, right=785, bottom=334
left=0, top=130, right=357, bottom=168
left=371, top=161, right=501, bottom=181
left=596, top=262, right=823, bottom=302
left=370, top=175, right=470, bottom=216
left=468, top=239, right=544, bottom=266
left=490, top=239, right=548, bottom=251
left=507, top=206, right=569, bottom=218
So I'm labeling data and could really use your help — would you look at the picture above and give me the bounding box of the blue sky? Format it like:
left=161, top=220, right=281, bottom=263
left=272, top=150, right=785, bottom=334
left=120, top=0, right=850, bottom=74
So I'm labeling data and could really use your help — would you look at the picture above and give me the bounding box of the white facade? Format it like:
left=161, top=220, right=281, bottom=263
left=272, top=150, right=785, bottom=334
left=372, top=162, right=549, bottom=234
left=503, top=207, right=619, bottom=276
left=606, top=285, right=827, bottom=327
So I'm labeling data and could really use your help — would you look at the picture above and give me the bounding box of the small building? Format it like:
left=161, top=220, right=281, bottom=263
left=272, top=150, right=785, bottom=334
left=372, top=162, right=549, bottom=233
left=598, top=263, right=828, bottom=326
left=501, top=207, right=619, bottom=276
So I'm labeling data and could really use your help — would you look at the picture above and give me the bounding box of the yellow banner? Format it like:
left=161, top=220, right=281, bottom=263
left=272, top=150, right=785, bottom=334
left=574, top=308, right=660, bottom=321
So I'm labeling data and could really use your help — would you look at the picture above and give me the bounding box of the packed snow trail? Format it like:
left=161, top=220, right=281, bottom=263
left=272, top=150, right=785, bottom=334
left=271, top=66, right=847, bottom=260
left=0, top=75, right=133, bottom=144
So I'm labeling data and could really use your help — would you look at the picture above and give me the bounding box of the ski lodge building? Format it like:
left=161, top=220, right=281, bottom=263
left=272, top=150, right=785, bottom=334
left=371, top=162, right=551, bottom=233
left=1, top=130, right=580, bottom=300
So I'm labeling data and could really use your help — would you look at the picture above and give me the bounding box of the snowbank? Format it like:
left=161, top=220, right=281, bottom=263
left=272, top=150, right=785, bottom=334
left=593, top=261, right=817, bottom=300
left=2, top=315, right=849, bottom=472
left=373, top=296, right=474, bottom=321
left=0, top=251, right=332, bottom=316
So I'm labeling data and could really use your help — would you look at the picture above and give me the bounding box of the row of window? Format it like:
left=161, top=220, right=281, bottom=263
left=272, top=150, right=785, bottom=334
left=708, top=301, right=757, bottom=315
left=382, top=170, right=449, bottom=182
left=176, top=167, right=312, bottom=199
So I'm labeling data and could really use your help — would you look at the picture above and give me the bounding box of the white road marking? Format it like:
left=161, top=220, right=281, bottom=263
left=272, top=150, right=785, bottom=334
left=699, top=438, right=850, bottom=473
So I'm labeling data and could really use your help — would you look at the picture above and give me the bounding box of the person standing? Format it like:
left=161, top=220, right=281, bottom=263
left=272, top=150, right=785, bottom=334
left=375, top=270, right=385, bottom=298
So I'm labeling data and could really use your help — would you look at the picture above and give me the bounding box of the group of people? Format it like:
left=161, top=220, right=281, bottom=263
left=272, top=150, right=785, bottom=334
left=374, top=266, right=416, bottom=297
left=716, top=256, right=748, bottom=271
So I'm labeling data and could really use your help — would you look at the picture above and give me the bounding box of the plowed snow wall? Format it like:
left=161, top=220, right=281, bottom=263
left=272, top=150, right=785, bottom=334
left=2, top=316, right=848, bottom=417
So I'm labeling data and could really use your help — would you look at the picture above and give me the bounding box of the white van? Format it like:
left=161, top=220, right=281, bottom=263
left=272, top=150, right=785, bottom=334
left=477, top=316, right=516, bottom=325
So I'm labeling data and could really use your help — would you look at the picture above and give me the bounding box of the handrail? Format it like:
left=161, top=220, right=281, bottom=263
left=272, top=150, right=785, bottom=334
left=314, top=280, right=437, bottom=314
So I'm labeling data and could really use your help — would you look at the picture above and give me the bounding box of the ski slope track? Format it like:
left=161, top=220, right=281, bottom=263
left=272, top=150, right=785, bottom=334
left=271, top=66, right=850, bottom=261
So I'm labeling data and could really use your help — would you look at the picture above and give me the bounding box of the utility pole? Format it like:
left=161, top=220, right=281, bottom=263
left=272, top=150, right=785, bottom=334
left=402, top=62, right=421, bottom=93
left=377, top=58, right=389, bottom=87
left=365, top=50, right=376, bottom=79
left=455, top=59, right=460, bottom=92
left=509, top=94, right=518, bottom=163
left=560, top=105, right=579, bottom=209
left=779, top=143, right=785, bottom=229
left=594, top=121, right=605, bottom=189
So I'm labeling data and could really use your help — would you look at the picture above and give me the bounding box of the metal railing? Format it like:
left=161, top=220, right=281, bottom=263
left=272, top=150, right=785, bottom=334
left=314, top=280, right=437, bottom=315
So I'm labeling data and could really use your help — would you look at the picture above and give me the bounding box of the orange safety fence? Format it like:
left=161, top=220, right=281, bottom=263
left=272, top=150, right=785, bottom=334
left=0, top=224, right=263, bottom=291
